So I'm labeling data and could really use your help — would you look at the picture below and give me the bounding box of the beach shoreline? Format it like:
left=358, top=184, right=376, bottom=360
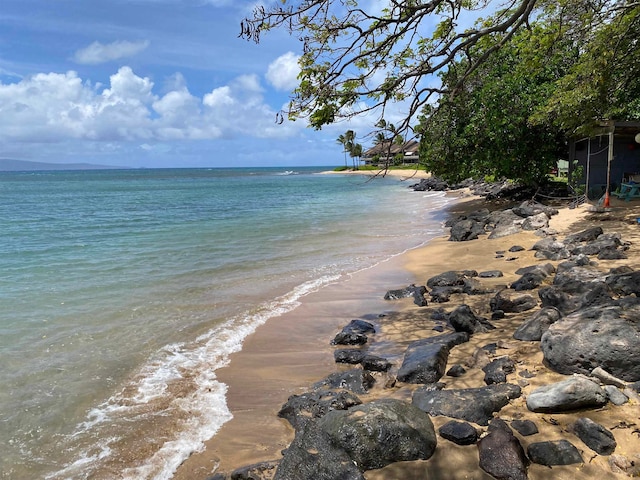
left=173, top=186, right=640, bottom=480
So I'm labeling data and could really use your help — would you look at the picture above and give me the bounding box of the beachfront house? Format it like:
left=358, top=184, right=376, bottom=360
left=361, top=140, right=419, bottom=167
left=569, top=120, right=640, bottom=200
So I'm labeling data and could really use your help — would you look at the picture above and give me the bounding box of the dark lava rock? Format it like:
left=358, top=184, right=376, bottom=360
left=384, top=284, right=428, bottom=306
left=564, top=226, right=604, bottom=244
left=571, top=417, right=617, bottom=455
left=449, top=218, right=487, bottom=242
left=490, top=289, right=537, bottom=313
left=538, top=285, right=578, bottom=314
left=540, top=304, right=640, bottom=381
left=479, top=270, right=504, bottom=278
left=448, top=304, right=493, bottom=334
left=606, top=270, right=640, bottom=296
left=334, top=349, right=365, bottom=364
left=412, top=383, right=522, bottom=426
left=510, top=263, right=555, bottom=291
left=230, top=460, right=280, bottom=480
left=278, top=389, right=362, bottom=431
left=478, top=419, right=528, bottom=480
left=526, top=375, right=607, bottom=413
left=312, top=369, right=375, bottom=395
left=491, top=310, right=506, bottom=320
left=396, top=341, right=450, bottom=384
left=427, top=270, right=478, bottom=288
left=342, top=319, right=376, bottom=335
left=361, top=355, right=392, bottom=372
left=511, top=419, right=538, bottom=436
left=438, top=420, right=478, bottom=445
left=509, top=245, right=526, bottom=252
left=397, top=332, right=470, bottom=383
left=272, top=397, right=439, bottom=480
left=274, top=421, right=364, bottom=480
left=318, top=399, right=437, bottom=471
left=527, top=440, right=583, bottom=466
left=482, top=356, right=516, bottom=385
left=332, top=331, right=368, bottom=346
left=513, top=306, right=562, bottom=341
left=512, top=200, right=558, bottom=219
left=446, top=364, right=466, bottom=377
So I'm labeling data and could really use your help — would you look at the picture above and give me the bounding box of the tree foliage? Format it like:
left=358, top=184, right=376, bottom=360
left=241, top=1, right=640, bottom=184
left=241, top=0, right=539, bottom=132
left=532, top=2, right=640, bottom=135
left=417, top=17, right=573, bottom=185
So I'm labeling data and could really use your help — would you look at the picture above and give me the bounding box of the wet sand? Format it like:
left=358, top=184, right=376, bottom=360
left=173, top=193, right=640, bottom=480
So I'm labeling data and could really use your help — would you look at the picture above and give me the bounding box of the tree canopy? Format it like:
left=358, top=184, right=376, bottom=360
left=241, top=1, right=640, bottom=183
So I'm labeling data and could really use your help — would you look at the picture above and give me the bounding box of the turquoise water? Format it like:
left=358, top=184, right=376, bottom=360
left=0, top=167, right=450, bottom=479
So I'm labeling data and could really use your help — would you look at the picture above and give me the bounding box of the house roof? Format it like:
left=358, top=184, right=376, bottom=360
left=363, top=139, right=419, bottom=158
left=580, top=120, right=640, bottom=139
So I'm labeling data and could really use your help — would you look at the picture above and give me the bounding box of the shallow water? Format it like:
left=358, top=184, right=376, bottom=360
left=0, top=167, right=451, bottom=479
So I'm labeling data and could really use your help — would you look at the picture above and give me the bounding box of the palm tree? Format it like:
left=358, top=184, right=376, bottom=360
left=336, top=134, right=348, bottom=168
left=349, top=143, right=363, bottom=170
left=345, top=130, right=356, bottom=169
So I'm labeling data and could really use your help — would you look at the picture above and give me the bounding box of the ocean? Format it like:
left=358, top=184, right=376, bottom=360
left=0, top=167, right=451, bottom=479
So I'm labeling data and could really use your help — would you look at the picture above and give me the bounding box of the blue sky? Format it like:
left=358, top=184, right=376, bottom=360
left=0, top=0, right=377, bottom=168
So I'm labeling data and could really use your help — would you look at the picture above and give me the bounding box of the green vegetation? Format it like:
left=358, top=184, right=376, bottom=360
left=242, top=1, right=640, bottom=186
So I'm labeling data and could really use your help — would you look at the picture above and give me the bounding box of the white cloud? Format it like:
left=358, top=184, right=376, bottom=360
left=265, top=52, right=300, bottom=91
left=0, top=66, right=301, bottom=145
left=73, top=40, right=150, bottom=65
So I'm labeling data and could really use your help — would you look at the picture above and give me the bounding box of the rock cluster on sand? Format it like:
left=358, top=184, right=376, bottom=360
left=208, top=204, right=640, bottom=480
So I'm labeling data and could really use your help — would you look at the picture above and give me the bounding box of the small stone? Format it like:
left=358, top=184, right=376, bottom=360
left=527, top=440, right=583, bottom=466
left=439, top=420, right=478, bottom=445
left=603, top=385, right=628, bottom=406
left=447, top=364, right=466, bottom=377
left=511, top=419, right=538, bottom=436
left=571, top=417, right=617, bottom=455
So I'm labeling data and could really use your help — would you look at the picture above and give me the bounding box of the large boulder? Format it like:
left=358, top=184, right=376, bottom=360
left=478, top=419, right=529, bottom=480
left=412, top=383, right=522, bottom=426
left=396, top=341, right=450, bottom=384
left=487, top=210, right=524, bottom=239
left=278, top=390, right=362, bottom=430
left=312, top=369, right=375, bottom=394
left=274, top=421, right=365, bottom=480
left=449, top=218, right=486, bottom=242
left=606, top=270, right=640, bottom=296
left=317, top=399, right=437, bottom=471
left=526, top=375, right=607, bottom=413
left=540, top=305, right=640, bottom=381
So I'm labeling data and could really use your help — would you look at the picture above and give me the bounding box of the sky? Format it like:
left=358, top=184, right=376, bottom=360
left=0, top=0, right=383, bottom=168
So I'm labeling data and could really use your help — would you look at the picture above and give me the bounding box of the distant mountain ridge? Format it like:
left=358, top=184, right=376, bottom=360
left=0, top=159, right=126, bottom=171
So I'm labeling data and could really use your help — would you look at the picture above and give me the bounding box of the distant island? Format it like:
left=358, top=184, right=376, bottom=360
left=0, top=159, right=126, bottom=172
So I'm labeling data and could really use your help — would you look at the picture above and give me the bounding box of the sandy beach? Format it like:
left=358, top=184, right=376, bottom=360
left=173, top=187, right=640, bottom=480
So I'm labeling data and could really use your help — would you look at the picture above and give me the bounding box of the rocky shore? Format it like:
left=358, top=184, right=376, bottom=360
left=203, top=185, right=640, bottom=480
